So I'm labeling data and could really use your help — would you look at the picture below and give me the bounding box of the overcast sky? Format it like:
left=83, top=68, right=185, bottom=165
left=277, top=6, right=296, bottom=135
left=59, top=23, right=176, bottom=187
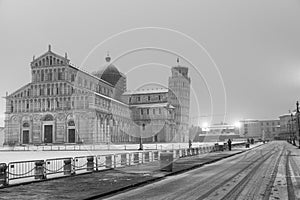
left=0, top=0, right=300, bottom=127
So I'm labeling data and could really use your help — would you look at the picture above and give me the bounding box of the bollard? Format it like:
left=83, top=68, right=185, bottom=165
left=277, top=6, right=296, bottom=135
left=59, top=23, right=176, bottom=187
left=160, top=152, right=173, bottom=172
left=144, top=152, right=150, bottom=162
left=87, top=156, right=94, bottom=172
left=214, top=143, right=219, bottom=151
left=63, top=159, right=72, bottom=175
left=121, top=154, right=127, bottom=166
left=192, top=148, right=196, bottom=155
left=176, top=149, right=180, bottom=158
left=133, top=153, right=139, bottom=164
left=0, top=163, right=7, bottom=186
left=34, top=160, right=45, bottom=180
left=105, top=155, right=112, bottom=168
left=182, top=149, right=186, bottom=157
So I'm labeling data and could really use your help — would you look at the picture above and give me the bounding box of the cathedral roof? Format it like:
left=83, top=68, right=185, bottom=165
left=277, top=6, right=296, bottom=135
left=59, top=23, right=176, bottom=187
left=123, top=88, right=168, bottom=95
left=130, top=102, right=174, bottom=109
left=93, top=54, right=124, bottom=87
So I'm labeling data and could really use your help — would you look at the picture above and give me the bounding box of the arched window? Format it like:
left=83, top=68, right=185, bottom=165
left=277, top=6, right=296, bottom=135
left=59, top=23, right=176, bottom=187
left=142, top=124, right=145, bottom=131
left=68, top=120, right=75, bottom=126
left=23, top=122, right=30, bottom=128
left=41, top=71, right=44, bottom=81
left=43, top=114, right=54, bottom=121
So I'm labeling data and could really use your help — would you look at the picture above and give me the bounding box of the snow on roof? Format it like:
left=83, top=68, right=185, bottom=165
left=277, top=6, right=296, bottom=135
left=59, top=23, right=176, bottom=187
left=130, top=102, right=174, bottom=108
left=123, top=88, right=168, bottom=95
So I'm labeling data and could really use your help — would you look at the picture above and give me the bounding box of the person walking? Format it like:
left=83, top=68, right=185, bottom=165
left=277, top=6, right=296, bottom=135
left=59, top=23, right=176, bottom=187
left=188, top=139, right=192, bottom=149
left=227, top=139, right=232, bottom=151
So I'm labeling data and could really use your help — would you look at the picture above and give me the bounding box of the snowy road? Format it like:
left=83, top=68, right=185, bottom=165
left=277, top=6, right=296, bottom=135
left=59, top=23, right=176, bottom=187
left=105, top=141, right=300, bottom=200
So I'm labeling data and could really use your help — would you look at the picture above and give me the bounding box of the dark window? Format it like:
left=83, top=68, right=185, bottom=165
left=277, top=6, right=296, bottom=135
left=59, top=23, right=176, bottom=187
left=148, top=96, right=150, bottom=101
left=141, top=109, right=143, bottom=115
left=58, top=72, right=62, bottom=80
left=147, top=109, right=149, bottom=115
left=23, top=122, right=30, bottom=128
left=68, top=120, right=75, bottom=126
left=142, top=124, right=145, bottom=131
left=71, top=74, right=75, bottom=82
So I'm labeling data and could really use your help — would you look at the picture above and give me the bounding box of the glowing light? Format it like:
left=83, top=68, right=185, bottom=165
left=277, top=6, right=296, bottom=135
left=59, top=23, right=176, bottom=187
left=234, top=121, right=241, bottom=128
left=202, top=122, right=208, bottom=128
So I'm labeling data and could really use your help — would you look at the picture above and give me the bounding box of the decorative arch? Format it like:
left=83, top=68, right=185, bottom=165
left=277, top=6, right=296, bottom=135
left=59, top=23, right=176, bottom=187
left=42, top=114, right=54, bottom=121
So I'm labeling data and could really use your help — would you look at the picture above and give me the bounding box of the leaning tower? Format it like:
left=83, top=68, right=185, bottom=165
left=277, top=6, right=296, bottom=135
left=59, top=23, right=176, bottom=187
left=168, top=58, right=191, bottom=142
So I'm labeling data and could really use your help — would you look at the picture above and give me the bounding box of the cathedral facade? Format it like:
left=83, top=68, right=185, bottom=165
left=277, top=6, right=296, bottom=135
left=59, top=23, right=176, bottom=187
left=4, top=46, right=190, bottom=145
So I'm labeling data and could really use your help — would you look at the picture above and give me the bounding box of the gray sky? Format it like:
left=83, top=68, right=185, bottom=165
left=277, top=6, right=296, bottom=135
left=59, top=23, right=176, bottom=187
left=0, top=0, right=300, bottom=127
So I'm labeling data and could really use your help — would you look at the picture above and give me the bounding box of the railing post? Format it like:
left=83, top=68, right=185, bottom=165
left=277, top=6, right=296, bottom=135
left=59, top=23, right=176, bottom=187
left=34, top=160, right=46, bottom=180
left=0, top=163, right=7, bottom=186
left=121, top=154, right=127, bottom=166
left=105, top=155, right=112, bottom=168
left=87, top=156, right=94, bottom=172
left=63, top=158, right=72, bottom=176
left=114, top=155, right=117, bottom=168
left=95, top=156, right=99, bottom=171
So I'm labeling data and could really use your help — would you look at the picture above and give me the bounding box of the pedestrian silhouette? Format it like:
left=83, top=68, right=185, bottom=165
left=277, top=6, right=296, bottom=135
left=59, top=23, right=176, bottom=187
left=228, top=139, right=232, bottom=151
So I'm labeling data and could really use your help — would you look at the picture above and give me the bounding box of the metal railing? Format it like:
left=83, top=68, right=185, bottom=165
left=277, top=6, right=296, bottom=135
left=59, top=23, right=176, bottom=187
left=0, top=142, right=249, bottom=187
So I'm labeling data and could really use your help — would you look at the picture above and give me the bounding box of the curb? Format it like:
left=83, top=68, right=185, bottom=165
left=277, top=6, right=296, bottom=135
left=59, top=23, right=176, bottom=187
left=84, top=143, right=264, bottom=200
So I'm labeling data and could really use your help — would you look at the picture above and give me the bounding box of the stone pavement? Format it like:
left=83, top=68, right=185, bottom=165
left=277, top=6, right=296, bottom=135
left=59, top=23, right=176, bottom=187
left=0, top=143, right=263, bottom=200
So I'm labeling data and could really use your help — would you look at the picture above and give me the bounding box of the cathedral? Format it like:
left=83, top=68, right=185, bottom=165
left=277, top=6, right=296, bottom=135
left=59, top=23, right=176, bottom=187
left=4, top=45, right=190, bottom=145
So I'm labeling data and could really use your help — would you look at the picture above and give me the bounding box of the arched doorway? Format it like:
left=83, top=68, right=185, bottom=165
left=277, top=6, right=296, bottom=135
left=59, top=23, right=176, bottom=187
left=67, top=120, right=76, bottom=143
left=22, top=122, right=30, bottom=144
left=42, top=114, right=54, bottom=143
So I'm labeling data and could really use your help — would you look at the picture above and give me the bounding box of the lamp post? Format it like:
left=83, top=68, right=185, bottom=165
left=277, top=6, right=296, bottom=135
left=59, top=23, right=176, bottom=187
left=288, top=120, right=291, bottom=143
left=296, top=101, right=300, bottom=148
left=291, top=113, right=296, bottom=145
left=139, top=124, right=144, bottom=150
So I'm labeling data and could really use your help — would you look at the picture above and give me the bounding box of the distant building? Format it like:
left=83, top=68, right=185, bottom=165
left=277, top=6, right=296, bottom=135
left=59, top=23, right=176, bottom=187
left=189, top=123, right=241, bottom=142
left=278, top=112, right=296, bottom=140
left=4, top=45, right=190, bottom=145
left=259, top=119, right=280, bottom=140
left=122, top=89, right=176, bottom=143
left=239, top=119, right=280, bottom=139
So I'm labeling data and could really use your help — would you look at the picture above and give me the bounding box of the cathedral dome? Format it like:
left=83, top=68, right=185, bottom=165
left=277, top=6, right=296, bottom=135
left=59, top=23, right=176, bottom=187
left=92, top=54, right=122, bottom=87
left=100, top=63, right=122, bottom=86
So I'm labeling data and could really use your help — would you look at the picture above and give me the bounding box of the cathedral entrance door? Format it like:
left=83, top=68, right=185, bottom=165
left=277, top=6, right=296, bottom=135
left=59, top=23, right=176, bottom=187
left=44, top=125, right=53, bottom=143
left=68, top=129, right=75, bottom=143
left=23, top=130, right=29, bottom=144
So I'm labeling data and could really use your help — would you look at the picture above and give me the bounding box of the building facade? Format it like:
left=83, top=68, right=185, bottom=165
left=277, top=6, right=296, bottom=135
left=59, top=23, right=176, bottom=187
left=278, top=113, right=296, bottom=140
left=4, top=46, right=190, bottom=145
left=239, top=119, right=280, bottom=140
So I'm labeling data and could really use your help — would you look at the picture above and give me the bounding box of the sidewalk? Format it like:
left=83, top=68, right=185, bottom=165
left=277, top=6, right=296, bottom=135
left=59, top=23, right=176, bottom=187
left=0, top=143, right=263, bottom=200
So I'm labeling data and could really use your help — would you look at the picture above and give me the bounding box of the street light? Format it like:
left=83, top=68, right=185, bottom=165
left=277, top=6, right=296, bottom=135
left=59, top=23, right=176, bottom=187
left=296, top=101, right=300, bottom=149
left=139, top=124, right=144, bottom=150
left=291, top=113, right=296, bottom=145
